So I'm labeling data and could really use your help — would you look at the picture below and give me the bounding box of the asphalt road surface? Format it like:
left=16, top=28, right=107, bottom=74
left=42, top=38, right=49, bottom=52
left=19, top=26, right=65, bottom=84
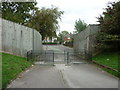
left=8, top=45, right=119, bottom=88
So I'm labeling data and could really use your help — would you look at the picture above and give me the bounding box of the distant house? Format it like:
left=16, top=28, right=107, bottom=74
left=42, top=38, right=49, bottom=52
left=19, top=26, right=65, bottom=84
left=63, top=33, right=73, bottom=44
left=42, top=37, right=57, bottom=43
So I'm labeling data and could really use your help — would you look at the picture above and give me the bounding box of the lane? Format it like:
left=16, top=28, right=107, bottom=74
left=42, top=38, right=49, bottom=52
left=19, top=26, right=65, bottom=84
left=61, top=64, right=118, bottom=88
left=42, top=45, right=75, bottom=63
left=42, top=45, right=72, bottom=63
left=43, top=45, right=73, bottom=52
left=8, top=45, right=72, bottom=88
left=43, top=45, right=87, bottom=64
left=8, top=65, right=69, bottom=88
left=8, top=45, right=118, bottom=88
left=42, top=45, right=118, bottom=88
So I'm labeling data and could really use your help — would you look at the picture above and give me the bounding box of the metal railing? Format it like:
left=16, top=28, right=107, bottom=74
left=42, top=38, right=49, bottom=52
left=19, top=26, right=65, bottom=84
left=26, top=49, right=92, bottom=65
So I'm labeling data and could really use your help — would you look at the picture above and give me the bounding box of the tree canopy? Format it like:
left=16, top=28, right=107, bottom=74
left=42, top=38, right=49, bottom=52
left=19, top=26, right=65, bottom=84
left=57, top=30, right=69, bottom=43
left=27, top=6, right=64, bottom=40
left=74, top=19, right=87, bottom=33
left=1, top=2, right=37, bottom=25
left=97, top=1, right=120, bottom=50
left=1, top=2, right=64, bottom=40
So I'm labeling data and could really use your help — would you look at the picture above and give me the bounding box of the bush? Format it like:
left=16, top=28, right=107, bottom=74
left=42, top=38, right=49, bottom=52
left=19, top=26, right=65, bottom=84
left=42, top=42, right=58, bottom=45
left=97, top=1, right=120, bottom=51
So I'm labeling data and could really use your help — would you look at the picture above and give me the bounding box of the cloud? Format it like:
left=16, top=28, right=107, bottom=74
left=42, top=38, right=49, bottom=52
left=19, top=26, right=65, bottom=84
left=36, top=0, right=118, bottom=33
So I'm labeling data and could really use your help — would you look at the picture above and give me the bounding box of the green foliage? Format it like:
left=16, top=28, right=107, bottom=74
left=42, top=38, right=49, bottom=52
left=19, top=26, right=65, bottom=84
left=92, top=52, right=119, bottom=78
left=42, top=42, right=58, bottom=45
left=74, top=19, right=87, bottom=33
left=57, top=30, right=69, bottom=43
left=97, top=1, right=120, bottom=50
left=0, top=53, right=2, bottom=90
left=2, top=53, right=33, bottom=89
left=1, top=2, right=37, bottom=25
left=92, top=52, right=118, bottom=70
left=59, top=31, right=69, bottom=36
left=27, top=6, right=64, bottom=40
left=1, top=2, right=64, bottom=40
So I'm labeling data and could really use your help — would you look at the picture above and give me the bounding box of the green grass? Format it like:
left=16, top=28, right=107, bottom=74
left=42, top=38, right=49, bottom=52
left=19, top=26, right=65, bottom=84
left=2, top=53, right=33, bottom=89
left=102, top=68, right=119, bottom=78
left=42, top=42, right=58, bottom=45
left=0, top=53, right=2, bottom=90
left=92, top=52, right=119, bottom=77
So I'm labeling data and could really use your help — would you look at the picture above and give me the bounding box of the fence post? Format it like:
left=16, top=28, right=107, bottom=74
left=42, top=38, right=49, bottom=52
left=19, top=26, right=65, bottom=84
left=53, top=51, right=54, bottom=66
left=67, top=52, right=69, bottom=65
left=27, top=51, right=29, bottom=61
left=64, top=50, right=66, bottom=62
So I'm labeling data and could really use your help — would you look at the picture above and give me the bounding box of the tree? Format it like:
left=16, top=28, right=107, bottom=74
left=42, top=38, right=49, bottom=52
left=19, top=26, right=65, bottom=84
left=1, top=1, right=37, bottom=25
left=27, top=6, right=64, bottom=40
left=97, top=1, right=120, bottom=50
left=60, top=31, right=69, bottom=36
left=74, top=19, right=87, bottom=33
left=57, top=30, right=69, bottom=43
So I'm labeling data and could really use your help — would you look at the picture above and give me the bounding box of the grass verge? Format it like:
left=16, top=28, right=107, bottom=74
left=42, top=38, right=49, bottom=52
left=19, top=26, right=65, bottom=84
left=0, top=52, right=2, bottom=90
left=2, top=52, right=33, bottom=89
left=92, top=52, right=119, bottom=78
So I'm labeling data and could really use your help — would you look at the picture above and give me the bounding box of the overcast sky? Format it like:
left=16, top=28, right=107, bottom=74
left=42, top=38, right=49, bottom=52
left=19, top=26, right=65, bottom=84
left=36, top=0, right=118, bottom=33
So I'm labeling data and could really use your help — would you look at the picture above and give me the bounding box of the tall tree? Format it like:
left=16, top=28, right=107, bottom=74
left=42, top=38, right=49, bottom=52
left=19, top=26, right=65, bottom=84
left=60, top=31, right=69, bottom=36
left=74, top=19, right=87, bottom=33
left=97, top=1, right=120, bottom=50
left=27, top=6, right=64, bottom=40
left=1, top=1, right=37, bottom=25
left=57, top=30, right=69, bottom=43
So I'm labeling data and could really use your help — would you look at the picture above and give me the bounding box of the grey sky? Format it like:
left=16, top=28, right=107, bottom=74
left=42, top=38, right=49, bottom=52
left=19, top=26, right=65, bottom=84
left=36, top=0, right=118, bottom=33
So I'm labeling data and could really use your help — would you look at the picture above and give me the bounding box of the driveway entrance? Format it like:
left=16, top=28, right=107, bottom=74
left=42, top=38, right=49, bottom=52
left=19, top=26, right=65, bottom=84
left=27, top=49, right=91, bottom=65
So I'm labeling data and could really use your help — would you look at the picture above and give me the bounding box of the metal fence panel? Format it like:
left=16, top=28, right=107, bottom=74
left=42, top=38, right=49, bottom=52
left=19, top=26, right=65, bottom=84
left=27, top=50, right=92, bottom=65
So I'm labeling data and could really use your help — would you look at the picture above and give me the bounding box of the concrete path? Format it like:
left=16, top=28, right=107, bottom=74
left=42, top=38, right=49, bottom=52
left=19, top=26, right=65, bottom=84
left=8, top=45, right=119, bottom=88
left=58, top=64, right=118, bottom=88
left=8, top=65, right=68, bottom=88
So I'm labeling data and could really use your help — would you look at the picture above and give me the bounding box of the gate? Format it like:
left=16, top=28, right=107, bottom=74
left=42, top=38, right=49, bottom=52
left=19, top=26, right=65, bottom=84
left=65, top=50, right=92, bottom=64
left=27, top=50, right=92, bottom=65
left=27, top=50, right=54, bottom=65
left=54, top=51, right=67, bottom=64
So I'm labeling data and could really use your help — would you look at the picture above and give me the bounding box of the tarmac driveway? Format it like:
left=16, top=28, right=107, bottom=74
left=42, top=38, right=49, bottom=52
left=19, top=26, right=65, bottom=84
left=8, top=65, right=68, bottom=88
left=7, top=45, right=119, bottom=88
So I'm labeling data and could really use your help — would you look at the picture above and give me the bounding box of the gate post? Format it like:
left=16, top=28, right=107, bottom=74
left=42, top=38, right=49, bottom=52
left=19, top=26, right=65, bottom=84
left=64, top=50, right=66, bottom=62
left=53, top=51, right=54, bottom=66
left=67, top=52, right=69, bottom=65
left=27, top=51, right=29, bottom=61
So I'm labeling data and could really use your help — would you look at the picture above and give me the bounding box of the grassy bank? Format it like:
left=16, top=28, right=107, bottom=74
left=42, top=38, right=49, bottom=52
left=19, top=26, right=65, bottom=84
left=92, top=52, right=119, bottom=78
left=2, top=53, right=33, bottom=89
left=0, top=53, right=2, bottom=90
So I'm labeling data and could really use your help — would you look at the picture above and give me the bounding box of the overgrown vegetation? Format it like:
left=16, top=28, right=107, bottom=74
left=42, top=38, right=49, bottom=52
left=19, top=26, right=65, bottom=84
left=97, top=1, right=120, bottom=50
left=2, top=53, right=33, bottom=89
left=0, top=53, right=2, bottom=90
left=93, top=1, right=120, bottom=77
left=1, top=2, right=37, bottom=25
left=92, top=52, right=119, bottom=78
left=42, top=42, right=58, bottom=45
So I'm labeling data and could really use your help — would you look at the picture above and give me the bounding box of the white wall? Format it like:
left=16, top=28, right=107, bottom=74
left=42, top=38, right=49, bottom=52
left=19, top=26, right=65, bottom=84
left=0, top=18, right=42, bottom=57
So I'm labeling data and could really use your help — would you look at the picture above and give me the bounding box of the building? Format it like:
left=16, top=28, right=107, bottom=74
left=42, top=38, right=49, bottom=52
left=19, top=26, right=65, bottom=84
left=63, top=33, right=73, bottom=44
